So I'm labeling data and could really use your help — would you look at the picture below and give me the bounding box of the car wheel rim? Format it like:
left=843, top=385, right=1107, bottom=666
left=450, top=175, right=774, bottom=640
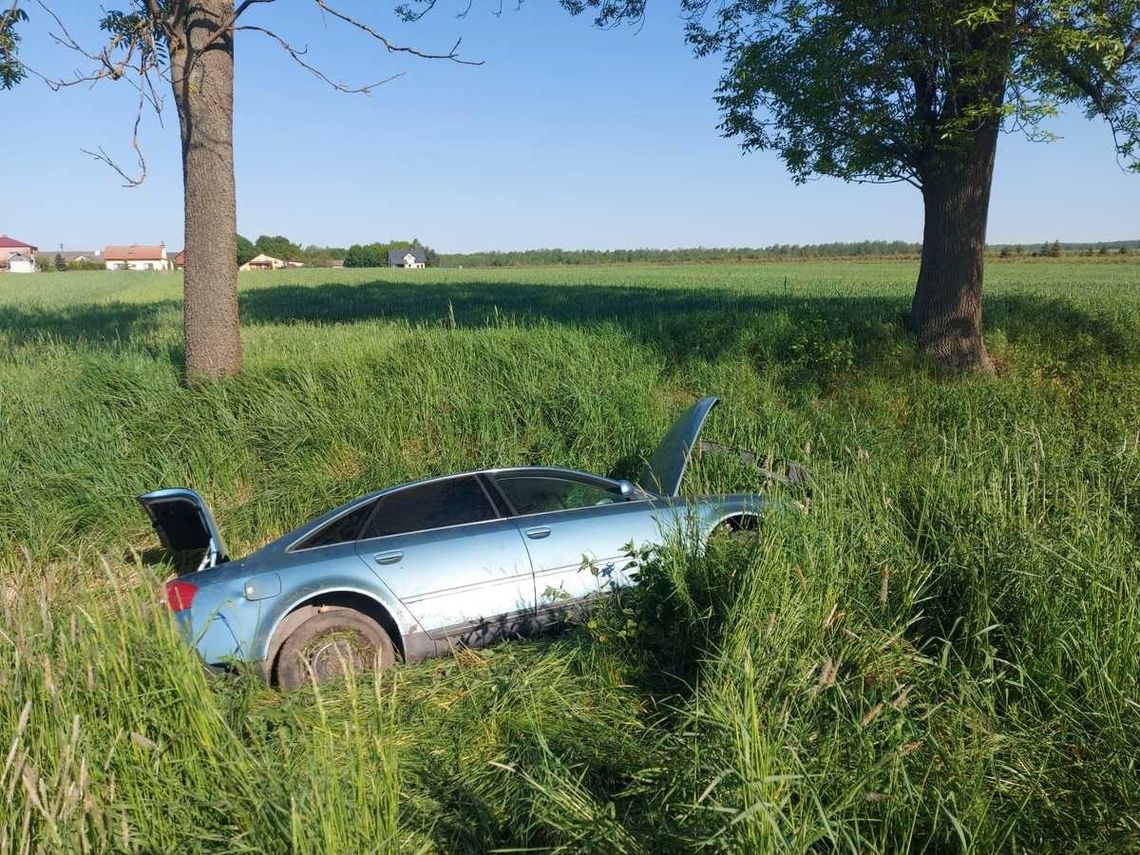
left=303, top=630, right=372, bottom=682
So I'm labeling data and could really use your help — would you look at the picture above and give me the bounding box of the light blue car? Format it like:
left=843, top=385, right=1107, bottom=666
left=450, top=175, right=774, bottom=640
left=140, top=397, right=767, bottom=688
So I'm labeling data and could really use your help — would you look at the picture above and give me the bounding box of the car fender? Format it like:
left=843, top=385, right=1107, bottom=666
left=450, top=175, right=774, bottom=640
left=254, top=579, right=427, bottom=671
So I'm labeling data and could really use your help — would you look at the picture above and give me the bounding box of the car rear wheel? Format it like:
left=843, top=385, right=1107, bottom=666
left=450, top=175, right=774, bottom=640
left=275, top=610, right=396, bottom=690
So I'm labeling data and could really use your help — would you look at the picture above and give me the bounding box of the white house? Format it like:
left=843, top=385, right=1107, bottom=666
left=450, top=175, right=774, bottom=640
left=8, top=252, right=37, bottom=274
left=103, top=244, right=172, bottom=271
left=388, top=247, right=427, bottom=269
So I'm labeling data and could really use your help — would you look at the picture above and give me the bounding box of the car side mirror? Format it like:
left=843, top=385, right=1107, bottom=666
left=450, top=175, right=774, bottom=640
left=618, top=479, right=638, bottom=500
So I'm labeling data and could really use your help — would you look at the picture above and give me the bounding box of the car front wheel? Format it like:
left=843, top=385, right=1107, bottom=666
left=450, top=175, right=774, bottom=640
left=275, top=610, right=396, bottom=690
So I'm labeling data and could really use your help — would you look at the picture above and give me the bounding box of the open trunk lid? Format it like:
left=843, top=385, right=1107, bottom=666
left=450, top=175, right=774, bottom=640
left=637, top=396, right=719, bottom=497
left=138, top=487, right=229, bottom=572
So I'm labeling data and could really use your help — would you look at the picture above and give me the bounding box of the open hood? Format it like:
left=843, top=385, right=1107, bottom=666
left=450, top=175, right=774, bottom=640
left=637, top=396, right=719, bottom=497
left=138, top=487, right=229, bottom=571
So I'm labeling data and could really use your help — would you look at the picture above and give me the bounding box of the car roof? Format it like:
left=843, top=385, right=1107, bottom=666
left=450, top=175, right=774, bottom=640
left=254, top=465, right=627, bottom=558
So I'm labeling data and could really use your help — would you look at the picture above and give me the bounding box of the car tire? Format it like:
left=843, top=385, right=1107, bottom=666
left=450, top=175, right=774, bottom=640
left=275, top=610, right=396, bottom=690
left=709, top=516, right=760, bottom=545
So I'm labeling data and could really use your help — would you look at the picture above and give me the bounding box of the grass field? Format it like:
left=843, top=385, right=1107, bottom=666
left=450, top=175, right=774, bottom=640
left=1, top=261, right=1139, bottom=852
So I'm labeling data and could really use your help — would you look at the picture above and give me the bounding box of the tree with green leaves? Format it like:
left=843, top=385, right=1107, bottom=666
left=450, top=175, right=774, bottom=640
left=3, top=3, right=474, bottom=383
left=344, top=243, right=389, bottom=268
left=236, top=234, right=257, bottom=267
left=0, top=7, right=27, bottom=89
left=549, top=0, right=1140, bottom=371
left=342, top=239, right=435, bottom=267
left=253, top=235, right=303, bottom=262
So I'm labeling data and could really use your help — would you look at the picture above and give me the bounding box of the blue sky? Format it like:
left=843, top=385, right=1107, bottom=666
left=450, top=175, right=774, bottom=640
left=2, top=1, right=1137, bottom=252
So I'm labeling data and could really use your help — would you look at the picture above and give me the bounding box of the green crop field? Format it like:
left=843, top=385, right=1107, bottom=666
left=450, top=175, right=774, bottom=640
left=1, top=260, right=1138, bottom=852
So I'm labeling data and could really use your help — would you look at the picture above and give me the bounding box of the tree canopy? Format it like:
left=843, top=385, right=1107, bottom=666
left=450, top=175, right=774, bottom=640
left=0, top=7, right=26, bottom=89
left=254, top=235, right=303, bottom=261
left=543, top=0, right=1140, bottom=369
left=560, top=0, right=1140, bottom=186
left=237, top=234, right=258, bottom=266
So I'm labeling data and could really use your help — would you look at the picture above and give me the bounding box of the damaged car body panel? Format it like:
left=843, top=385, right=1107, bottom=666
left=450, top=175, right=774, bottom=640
left=140, top=396, right=771, bottom=687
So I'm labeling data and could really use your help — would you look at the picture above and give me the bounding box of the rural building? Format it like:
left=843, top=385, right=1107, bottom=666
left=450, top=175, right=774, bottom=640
left=103, top=244, right=172, bottom=271
left=7, top=252, right=37, bottom=273
left=172, top=250, right=185, bottom=270
left=239, top=253, right=288, bottom=272
left=0, top=235, right=38, bottom=269
left=388, top=247, right=427, bottom=268
left=58, top=250, right=100, bottom=263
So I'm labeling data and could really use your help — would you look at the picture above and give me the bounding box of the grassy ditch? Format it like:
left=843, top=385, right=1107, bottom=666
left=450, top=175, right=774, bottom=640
left=1, top=261, right=1138, bottom=851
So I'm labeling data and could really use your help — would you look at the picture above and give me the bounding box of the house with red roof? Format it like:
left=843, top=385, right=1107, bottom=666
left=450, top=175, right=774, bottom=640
left=0, top=235, right=38, bottom=270
left=103, top=244, right=172, bottom=271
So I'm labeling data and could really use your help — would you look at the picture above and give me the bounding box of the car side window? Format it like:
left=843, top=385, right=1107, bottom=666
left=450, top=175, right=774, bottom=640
left=494, top=476, right=621, bottom=515
left=359, top=476, right=498, bottom=540
left=294, top=500, right=377, bottom=550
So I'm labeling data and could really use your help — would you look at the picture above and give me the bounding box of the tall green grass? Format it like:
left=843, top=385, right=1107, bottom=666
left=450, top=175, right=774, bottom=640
left=1, top=261, right=1138, bottom=851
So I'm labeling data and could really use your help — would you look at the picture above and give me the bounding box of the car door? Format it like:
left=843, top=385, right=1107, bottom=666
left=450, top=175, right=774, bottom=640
left=354, top=474, right=537, bottom=647
left=489, top=470, right=663, bottom=621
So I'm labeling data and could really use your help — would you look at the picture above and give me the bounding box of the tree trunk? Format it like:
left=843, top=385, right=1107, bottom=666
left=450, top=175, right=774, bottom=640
left=171, top=0, right=242, bottom=384
left=909, top=118, right=1001, bottom=374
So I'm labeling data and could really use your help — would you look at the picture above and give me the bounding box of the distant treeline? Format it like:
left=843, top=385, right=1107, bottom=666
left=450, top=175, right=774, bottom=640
left=29, top=237, right=1138, bottom=274
left=437, top=242, right=922, bottom=267
left=437, top=240, right=1136, bottom=267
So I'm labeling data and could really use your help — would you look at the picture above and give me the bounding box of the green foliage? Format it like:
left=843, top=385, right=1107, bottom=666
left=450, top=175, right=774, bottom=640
left=343, top=242, right=389, bottom=268
left=300, top=245, right=349, bottom=267
left=344, top=239, right=436, bottom=268
left=1, top=261, right=1139, bottom=850
left=53, top=253, right=67, bottom=272
left=437, top=240, right=1137, bottom=267
left=236, top=234, right=258, bottom=266
left=254, top=234, right=302, bottom=262
left=0, top=6, right=27, bottom=89
left=442, top=241, right=925, bottom=267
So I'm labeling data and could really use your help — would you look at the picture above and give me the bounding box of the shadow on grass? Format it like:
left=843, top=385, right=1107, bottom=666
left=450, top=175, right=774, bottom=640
left=0, top=301, right=177, bottom=347
left=1, top=279, right=1137, bottom=378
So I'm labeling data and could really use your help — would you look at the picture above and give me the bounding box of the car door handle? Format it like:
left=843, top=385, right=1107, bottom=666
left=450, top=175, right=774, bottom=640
left=525, top=527, right=551, bottom=540
left=373, top=550, right=404, bottom=565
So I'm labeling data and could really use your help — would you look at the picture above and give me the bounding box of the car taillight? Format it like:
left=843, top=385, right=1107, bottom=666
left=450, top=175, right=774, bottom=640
left=165, top=579, right=198, bottom=612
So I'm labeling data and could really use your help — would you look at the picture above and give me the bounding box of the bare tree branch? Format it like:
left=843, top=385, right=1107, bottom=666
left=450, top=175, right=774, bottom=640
left=24, top=0, right=482, bottom=187
left=34, top=1, right=167, bottom=118
left=81, top=89, right=148, bottom=186
left=314, top=0, right=482, bottom=64
left=236, top=24, right=406, bottom=92
left=196, top=0, right=276, bottom=53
